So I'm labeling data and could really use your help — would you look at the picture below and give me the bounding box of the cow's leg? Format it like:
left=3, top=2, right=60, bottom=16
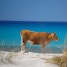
left=21, top=42, right=25, bottom=50
left=41, top=44, right=45, bottom=53
left=28, top=40, right=33, bottom=52
left=42, top=48, right=44, bottom=53
left=21, top=42, right=23, bottom=51
left=21, top=41, right=28, bottom=53
left=21, top=37, right=27, bottom=52
left=21, top=36, right=23, bottom=51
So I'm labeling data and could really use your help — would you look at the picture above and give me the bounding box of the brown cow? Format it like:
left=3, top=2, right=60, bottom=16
left=20, top=30, right=59, bottom=53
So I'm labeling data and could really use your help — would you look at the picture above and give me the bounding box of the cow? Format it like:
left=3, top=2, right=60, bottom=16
left=20, top=30, right=59, bottom=53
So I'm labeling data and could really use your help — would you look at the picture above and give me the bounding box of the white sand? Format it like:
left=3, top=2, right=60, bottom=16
left=0, top=51, right=62, bottom=67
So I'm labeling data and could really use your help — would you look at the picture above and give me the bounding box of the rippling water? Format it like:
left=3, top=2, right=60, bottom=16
left=0, top=21, right=67, bottom=53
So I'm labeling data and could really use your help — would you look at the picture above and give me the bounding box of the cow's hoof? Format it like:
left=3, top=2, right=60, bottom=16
left=24, top=50, right=28, bottom=53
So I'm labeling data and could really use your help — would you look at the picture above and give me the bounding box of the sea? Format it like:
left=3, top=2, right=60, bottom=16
left=0, top=21, right=67, bottom=53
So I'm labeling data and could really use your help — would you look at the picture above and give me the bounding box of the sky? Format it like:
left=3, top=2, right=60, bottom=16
left=0, top=0, right=67, bottom=21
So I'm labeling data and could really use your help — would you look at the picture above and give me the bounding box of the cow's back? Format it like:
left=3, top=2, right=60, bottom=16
left=29, top=32, right=50, bottom=44
left=21, top=30, right=50, bottom=44
left=39, top=32, right=50, bottom=39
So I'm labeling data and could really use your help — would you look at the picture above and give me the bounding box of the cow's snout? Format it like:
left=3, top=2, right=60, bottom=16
left=58, top=38, right=60, bottom=41
left=56, top=38, right=60, bottom=41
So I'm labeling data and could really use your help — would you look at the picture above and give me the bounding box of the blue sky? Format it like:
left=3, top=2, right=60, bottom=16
left=0, top=0, right=67, bottom=21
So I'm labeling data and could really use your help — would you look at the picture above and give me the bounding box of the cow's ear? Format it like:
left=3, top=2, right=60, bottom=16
left=48, top=33, right=54, bottom=38
left=48, top=34, right=52, bottom=38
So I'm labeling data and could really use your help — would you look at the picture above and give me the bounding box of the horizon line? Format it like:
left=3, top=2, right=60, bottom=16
left=0, top=20, right=67, bottom=23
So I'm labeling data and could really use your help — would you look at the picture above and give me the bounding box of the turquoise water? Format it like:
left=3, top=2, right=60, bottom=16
left=0, top=21, right=67, bottom=53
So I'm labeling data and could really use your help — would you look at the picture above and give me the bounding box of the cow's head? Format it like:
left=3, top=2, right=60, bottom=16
left=49, top=33, right=60, bottom=41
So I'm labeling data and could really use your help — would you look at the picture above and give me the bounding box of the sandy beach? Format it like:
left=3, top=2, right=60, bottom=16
left=0, top=51, right=62, bottom=67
